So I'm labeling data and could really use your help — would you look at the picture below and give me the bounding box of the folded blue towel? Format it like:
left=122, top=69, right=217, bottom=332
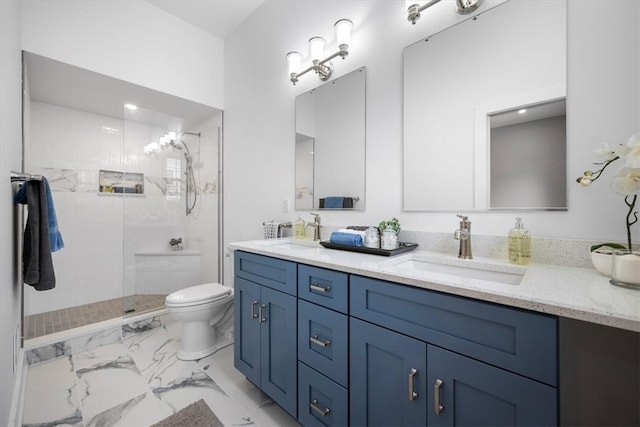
left=329, top=231, right=363, bottom=247
left=323, top=197, right=344, bottom=208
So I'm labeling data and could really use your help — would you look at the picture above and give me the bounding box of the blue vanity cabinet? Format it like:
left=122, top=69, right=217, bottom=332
left=234, top=251, right=298, bottom=417
left=427, top=345, right=557, bottom=426
left=350, top=317, right=428, bottom=427
left=297, top=265, right=349, bottom=426
left=350, top=275, right=559, bottom=426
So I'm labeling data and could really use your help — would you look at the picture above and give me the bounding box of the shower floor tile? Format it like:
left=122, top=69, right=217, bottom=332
left=24, top=294, right=167, bottom=340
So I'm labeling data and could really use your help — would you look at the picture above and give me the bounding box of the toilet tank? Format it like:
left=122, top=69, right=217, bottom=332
left=134, top=251, right=202, bottom=295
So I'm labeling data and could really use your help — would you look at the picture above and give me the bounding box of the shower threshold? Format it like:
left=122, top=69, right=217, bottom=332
left=23, top=294, right=167, bottom=340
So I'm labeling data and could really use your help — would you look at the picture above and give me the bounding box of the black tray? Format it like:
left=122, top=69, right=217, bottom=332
left=319, top=241, right=418, bottom=257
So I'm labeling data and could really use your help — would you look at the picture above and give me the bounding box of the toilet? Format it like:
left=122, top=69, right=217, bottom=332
left=165, top=283, right=234, bottom=360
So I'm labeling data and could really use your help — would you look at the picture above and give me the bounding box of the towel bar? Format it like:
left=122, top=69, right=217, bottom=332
left=10, top=171, right=43, bottom=182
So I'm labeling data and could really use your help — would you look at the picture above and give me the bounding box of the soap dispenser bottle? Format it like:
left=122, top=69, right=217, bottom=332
left=508, top=218, right=531, bottom=265
left=295, top=215, right=306, bottom=239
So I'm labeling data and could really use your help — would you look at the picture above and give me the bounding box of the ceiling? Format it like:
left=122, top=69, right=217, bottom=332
left=145, top=0, right=265, bottom=39
left=25, top=52, right=221, bottom=130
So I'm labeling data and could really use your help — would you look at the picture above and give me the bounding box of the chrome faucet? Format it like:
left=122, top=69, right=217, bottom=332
left=453, top=214, right=472, bottom=259
left=306, top=213, right=322, bottom=242
left=169, top=237, right=183, bottom=250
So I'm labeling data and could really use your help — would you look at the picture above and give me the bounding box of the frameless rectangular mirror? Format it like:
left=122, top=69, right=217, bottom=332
left=403, top=0, right=567, bottom=211
left=295, top=66, right=366, bottom=210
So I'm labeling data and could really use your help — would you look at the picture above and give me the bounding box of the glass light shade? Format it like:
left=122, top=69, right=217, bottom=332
left=334, top=19, right=353, bottom=48
left=309, top=37, right=326, bottom=61
left=286, top=51, right=302, bottom=74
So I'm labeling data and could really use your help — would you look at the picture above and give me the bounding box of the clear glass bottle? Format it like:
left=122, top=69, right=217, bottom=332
left=364, top=226, right=380, bottom=248
left=508, top=218, right=531, bottom=265
left=381, top=226, right=399, bottom=250
left=295, top=215, right=306, bottom=239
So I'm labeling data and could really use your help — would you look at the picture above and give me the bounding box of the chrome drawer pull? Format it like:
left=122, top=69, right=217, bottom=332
left=408, top=368, right=418, bottom=401
left=310, top=283, right=331, bottom=293
left=250, top=300, right=259, bottom=319
left=310, top=399, right=330, bottom=417
left=259, top=303, right=267, bottom=323
left=309, top=335, right=331, bottom=347
left=434, top=378, right=444, bottom=415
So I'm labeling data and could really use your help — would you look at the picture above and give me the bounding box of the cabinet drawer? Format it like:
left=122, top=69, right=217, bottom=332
left=234, top=251, right=297, bottom=296
left=298, top=362, right=348, bottom=427
left=350, top=275, right=557, bottom=386
left=298, top=300, right=348, bottom=387
left=298, top=264, right=348, bottom=313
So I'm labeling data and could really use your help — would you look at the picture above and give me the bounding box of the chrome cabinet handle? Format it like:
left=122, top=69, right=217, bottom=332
left=259, top=303, right=267, bottom=323
left=434, top=378, right=444, bottom=415
left=309, top=335, right=331, bottom=347
left=408, top=368, right=418, bottom=401
left=310, top=283, right=331, bottom=293
left=250, top=300, right=259, bottom=319
left=309, top=399, right=330, bottom=417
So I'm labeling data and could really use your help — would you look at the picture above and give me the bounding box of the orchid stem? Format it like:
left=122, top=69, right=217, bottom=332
left=625, top=194, right=638, bottom=251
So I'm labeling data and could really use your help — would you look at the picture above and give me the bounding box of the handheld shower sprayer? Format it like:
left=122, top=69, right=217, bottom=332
left=170, top=132, right=201, bottom=216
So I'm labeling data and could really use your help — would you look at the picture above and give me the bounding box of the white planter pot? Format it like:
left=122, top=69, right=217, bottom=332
left=611, top=251, right=640, bottom=288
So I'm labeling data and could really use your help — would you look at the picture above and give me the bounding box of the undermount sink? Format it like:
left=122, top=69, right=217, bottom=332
left=382, top=254, right=526, bottom=286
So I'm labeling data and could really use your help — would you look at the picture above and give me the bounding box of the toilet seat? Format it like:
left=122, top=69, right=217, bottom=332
left=165, top=283, right=232, bottom=307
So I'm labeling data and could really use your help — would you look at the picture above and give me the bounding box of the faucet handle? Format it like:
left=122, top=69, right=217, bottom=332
left=310, top=213, right=321, bottom=224
left=456, top=214, right=469, bottom=221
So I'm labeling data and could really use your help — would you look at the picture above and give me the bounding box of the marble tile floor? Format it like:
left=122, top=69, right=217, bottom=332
left=22, top=319, right=300, bottom=427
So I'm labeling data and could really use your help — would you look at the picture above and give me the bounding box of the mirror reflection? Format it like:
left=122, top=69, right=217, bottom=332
left=295, top=67, right=366, bottom=210
left=489, top=99, right=566, bottom=209
left=403, top=0, right=567, bottom=211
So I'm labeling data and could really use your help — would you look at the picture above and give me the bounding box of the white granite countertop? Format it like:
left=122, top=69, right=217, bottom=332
left=229, top=238, right=640, bottom=333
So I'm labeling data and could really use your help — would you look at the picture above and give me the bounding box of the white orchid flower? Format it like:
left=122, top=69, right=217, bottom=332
left=618, top=132, right=640, bottom=168
left=610, top=167, right=640, bottom=196
left=596, top=143, right=618, bottom=161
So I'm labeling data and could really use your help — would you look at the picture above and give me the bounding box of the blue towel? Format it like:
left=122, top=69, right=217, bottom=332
left=16, top=177, right=64, bottom=252
left=43, top=178, right=64, bottom=252
left=329, top=231, right=363, bottom=247
left=323, top=197, right=344, bottom=208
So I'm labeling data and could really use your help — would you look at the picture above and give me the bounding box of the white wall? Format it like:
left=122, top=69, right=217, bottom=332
left=20, top=0, right=224, bottom=109
left=0, top=1, right=24, bottom=423
left=224, top=0, right=639, bottom=284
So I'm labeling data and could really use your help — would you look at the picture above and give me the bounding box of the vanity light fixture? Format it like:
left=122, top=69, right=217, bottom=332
left=407, top=0, right=483, bottom=25
left=286, top=19, right=353, bottom=85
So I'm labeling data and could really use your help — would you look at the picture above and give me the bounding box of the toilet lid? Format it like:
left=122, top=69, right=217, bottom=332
left=166, top=283, right=232, bottom=306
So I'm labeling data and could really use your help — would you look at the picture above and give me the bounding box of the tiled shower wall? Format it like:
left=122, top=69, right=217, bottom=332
left=24, top=101, right=220, bottom=315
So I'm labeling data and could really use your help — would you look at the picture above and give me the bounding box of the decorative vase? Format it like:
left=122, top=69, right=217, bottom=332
left=590, top=249, right=614, bottom=277
left=610, top=251, right=640, bottom=289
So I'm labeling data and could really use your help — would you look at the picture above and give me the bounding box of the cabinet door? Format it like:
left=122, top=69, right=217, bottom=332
left=428, top=345, right=557, bottom=427
left=260, top=285, right=298, bottom=417
left=234, top=277, right=261, bottom=386
left=350, top=318, right=427, bottom=427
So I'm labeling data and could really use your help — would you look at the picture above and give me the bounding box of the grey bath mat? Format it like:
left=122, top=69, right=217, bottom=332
left=152, top=399, right=224, bottom=427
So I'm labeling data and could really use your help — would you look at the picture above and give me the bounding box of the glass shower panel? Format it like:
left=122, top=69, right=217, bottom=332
left=122, top=106, right=222, bottom=317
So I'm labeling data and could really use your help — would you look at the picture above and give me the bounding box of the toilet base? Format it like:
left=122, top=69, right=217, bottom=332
left=177, top=335, right=233, bottom=361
